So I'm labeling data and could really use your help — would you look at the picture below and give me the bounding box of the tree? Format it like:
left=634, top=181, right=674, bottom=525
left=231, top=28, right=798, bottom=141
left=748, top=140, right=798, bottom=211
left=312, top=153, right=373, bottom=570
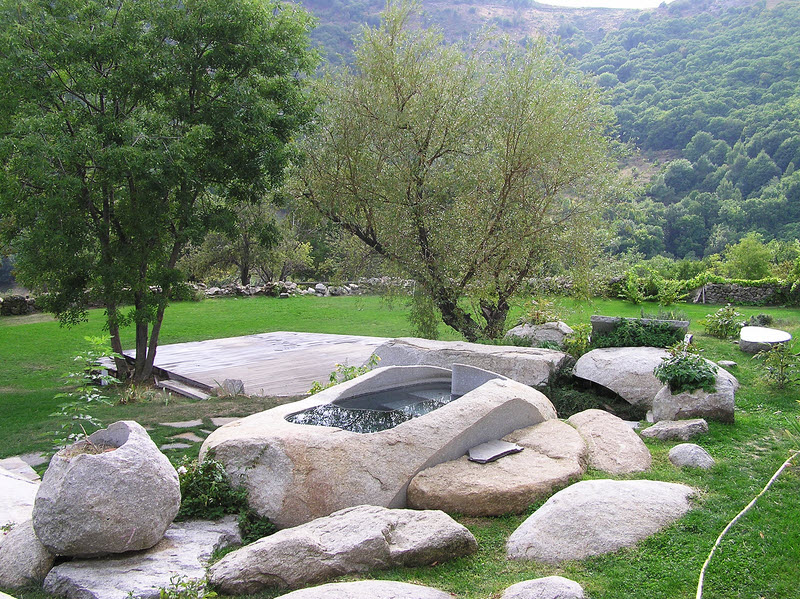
left=0, top=0, right=318, bottom=381
left=723, top=233, right=772, bottom=280
left=296, top=1, right=620, bottom=341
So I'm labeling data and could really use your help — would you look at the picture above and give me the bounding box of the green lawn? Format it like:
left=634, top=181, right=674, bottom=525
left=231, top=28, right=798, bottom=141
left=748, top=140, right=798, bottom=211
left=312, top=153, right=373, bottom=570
left=2, top=295, right=799, bottom=599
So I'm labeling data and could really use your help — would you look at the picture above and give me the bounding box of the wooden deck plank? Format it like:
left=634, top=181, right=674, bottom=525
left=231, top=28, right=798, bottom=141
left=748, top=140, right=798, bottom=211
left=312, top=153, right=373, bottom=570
left=124, top=332, right=389, bottom=397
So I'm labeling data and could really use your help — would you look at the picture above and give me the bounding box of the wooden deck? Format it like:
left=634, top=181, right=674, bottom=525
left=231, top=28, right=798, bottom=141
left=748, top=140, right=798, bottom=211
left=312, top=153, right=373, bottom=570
left=125, top=332, right=389, bottom=397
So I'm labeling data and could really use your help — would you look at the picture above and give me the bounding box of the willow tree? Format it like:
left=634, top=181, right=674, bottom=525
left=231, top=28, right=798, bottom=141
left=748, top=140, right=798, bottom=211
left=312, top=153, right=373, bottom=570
left=0, top=0, right=318, bottom=380
left=296, top=1, right=621, bottom=340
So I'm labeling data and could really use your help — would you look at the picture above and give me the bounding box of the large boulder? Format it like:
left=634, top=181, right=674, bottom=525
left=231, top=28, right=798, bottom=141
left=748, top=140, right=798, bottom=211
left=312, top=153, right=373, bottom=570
left=573, top=347, right=669, bottom=408
left=407, top=420, right=587, bottom=516
left=505, top=322, right=574, bottom=348
left=507, top=479, right=695, bottom=563
left=33, top=421, right=181, bottom=557
left=501, top=576, right=585, bottom=599
left=651, top=366, right=738, bottom=423
left=43, top=518, right=241, bottom=599
left=274, top=581, right=454, bottom=599
left=567, top=409, right=651, bottom=475
left=374, top=338, right=570, bottom=387
left=207, top=505, right=477, bottom=594
left=201, top=369, right=556, bottom=528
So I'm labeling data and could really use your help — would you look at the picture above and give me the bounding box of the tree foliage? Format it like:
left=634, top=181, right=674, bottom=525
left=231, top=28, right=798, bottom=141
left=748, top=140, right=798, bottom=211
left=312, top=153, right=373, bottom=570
left=296, top=1, right=620, bottom=340
left=0, top=0, right=318, bottom=380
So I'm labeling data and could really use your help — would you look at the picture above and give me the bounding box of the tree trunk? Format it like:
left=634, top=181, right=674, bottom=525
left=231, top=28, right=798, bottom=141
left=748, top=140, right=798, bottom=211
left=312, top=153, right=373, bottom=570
left=436, top=296, right=481, bottom=342
left=479, top=297, right=510, bottom=340
left=106, top=302, right=130, bottom=380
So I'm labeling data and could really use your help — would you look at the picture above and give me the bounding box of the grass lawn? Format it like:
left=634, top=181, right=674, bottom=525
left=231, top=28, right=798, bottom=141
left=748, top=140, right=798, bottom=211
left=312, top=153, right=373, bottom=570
left=2, top=294, right=799, bottom=599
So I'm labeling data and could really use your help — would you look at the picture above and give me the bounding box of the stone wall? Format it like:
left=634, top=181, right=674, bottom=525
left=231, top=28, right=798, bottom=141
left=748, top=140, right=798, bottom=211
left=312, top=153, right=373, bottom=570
left=689, top=283, right=787, bottom=306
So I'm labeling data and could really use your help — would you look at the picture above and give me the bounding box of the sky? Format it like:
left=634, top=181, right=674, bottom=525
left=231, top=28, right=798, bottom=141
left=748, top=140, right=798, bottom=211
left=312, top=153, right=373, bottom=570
left=537, top=0, right=674, bottom=8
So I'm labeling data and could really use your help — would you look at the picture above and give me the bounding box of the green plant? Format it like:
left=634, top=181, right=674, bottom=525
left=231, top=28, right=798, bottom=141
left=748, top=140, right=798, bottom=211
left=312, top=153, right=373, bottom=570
left=747, top=313, right=774, bottom=327
left=640, top=307, right=689, bottom=322
left=237, top=508, right=278, bottom=545
left=754, top=342, right=799, bottom=389
left=618, top=273, right=646, bottom=304
left=591, top=319, right=684, bottom=349
left=563, top=323, right=591, bottom=358
left=518, top=297, right=561, bottom=326
left=655, top=278, right=686, bottom=306
left=654, top=351, right=718, bottom=395
left=701, top=304, right=745, bottom=338
left=175, top=457, right=248, bottom=521
left=157, top=575, right=217, bottom=599
left=309, top=353, right=381, bottom=395
left=51, top=336, right=119, bottom=448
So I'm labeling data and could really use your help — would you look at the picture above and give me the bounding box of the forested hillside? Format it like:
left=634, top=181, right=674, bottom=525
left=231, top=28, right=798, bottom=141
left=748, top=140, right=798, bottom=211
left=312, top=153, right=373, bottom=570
left=571, top=0, right=800, bottom=259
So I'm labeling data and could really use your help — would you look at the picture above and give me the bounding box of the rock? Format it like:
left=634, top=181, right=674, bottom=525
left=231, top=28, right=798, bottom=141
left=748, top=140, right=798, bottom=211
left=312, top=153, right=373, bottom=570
left=507, top=479, right=695, bottom=563
left=651, top=366, right=738, bottom=423
left=567, top=409, right=651, bottom=474
left=314, top=283, right=328, bottom=295
left=573, top=347, right=669, bottom=408
left=718, top=360, right=737, bottom=368
left=669, top=444, right=715, bottom=469
left=0, top=295, right=32, bottom=316
left=0, top=457, right=40, bottom=482
left=33, top=421, right=181, bottom=557
left=0, top=520, right=55, bottom=588
left=274, top=580, right=454, bottom=599
left=0, top=467, right=39, bottom=527
left=374, top=337, right=570, bottom=387
left=219, top=379, right=245, bottom=396
left=207, top=505, right=477, bottom=594
left=505, top=322, right=574, bottom=348
left=202, top=368, right=556, bottom=528
left=739, top=326, right=792, bottom=354
left=640, top=419, right=709, bottom=441
left=43, top=518, right=241, bottom=599
left=501, top=576, right=585, bottom=599
left=589, top=315, right=689, bottom=337
left=407, top=420, right=587, bottom=516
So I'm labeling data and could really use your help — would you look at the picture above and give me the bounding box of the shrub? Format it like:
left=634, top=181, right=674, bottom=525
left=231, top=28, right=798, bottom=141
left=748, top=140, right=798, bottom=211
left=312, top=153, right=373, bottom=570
left=175, top=457, right=248, bottom=521
left=517, top=297, right=562, bottom=325
left=754, top=342, right=799, bottom=389
left=591, top=319, right=684, bottom=349
left=654, top=349, right=718, bottom=395
left=309, top=354, right=381, bottom=395
left=747, top=313, right=774, bottom=327
left=618, top=273, right=646, bottom=304
left=563, top=323, right=591, bottom=358
left=702, top=304, right=745, bottom=338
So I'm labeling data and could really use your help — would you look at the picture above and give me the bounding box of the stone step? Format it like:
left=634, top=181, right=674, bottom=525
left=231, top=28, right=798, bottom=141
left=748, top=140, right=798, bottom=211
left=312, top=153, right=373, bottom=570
left=156, top=379, right=211, bottom=401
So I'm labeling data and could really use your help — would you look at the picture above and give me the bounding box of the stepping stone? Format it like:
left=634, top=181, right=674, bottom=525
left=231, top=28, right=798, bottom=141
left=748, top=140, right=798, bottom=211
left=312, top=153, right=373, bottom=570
left=210, top=417, right=240, bottom=427
left=0, top=467, right=39, bottom=526
left=640, top=419, right=708, bottom=441
left=274, top=580, right=454, bottom=599
left=156, top=380, right=210, bottom=401
left=158, top=419, right=203, bottom=429
left=159, top=443, right=192, bottom=451
left=18, top=452, right=49, bottom=468
left=507, top=479, right=695, bottom=563
left=407, top=420, right=587, bottom=516
left=43, top=518, right=241, bottom=599
left=502, top=576, right=585, bottom=599
left=0, top=457, right=40, bottom=482
left=170, top=432, right=205, bottom=443
left=739, top=326, right=792, bottom=354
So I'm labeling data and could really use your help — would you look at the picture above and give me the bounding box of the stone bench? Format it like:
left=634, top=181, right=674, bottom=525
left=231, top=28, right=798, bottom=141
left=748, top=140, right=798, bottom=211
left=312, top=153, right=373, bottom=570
left=739, top=326, right=792, bottom=354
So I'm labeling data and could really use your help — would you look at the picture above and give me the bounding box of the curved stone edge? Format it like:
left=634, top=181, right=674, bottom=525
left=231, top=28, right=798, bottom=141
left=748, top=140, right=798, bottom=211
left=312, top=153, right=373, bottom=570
left=273, top=580, right=454, bottom=599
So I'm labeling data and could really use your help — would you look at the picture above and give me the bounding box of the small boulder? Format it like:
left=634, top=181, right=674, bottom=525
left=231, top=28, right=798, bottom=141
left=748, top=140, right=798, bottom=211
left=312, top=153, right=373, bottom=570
left=0, top=520, right=55, bottom=588
left=640, top=419, right=709, bottom=441
left=505, top=322, right=574, bottom=348
left=502, top=576, right=585, bottom=599
left=207, top=505, right=477, bottom=593
left=507, top=479, right=695, bottom=563
left=33, top=421, right=180, bottom=557
left=669, top=444, right=715, bottom=470
left=407, top=420, right=587, bottom=516
left=573, top=347, right=669, bottom=408
left=274, top=580, right=454, bottom=599
left=567, top=409, right=651, bottom=474
left=739, top=326, right=792, bottom=354
left=651, top=367, right=738, bottom=423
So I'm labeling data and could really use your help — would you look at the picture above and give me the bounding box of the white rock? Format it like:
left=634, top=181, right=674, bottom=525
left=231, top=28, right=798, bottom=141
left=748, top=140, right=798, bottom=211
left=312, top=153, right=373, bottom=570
left=507, top=479, right=695, bottom=563
left=502, top=576, right=585, bottom=599
left=0, top=519, right=55, bottom=588
left=567, top=409, right=652, bottom=474
left=640, top=419, right=709, bottom=441
left=374, top=337, right=570, bottom=387
left=201, top=369, right=556, bottom=528
left=669, top=444, right=715, bottom=470
left=43, top=518, right=241, bottom=599
left=33, top=421, right=180, bottom=557
left=274, top=580, right=454, bottom=599
left=407, top=420, right=587, bottom=516
left=739, top=326, right=791, bottom=354
left=573, top=347, right=669, bottom=408
left=0, top=457, right=40, bottom=482
left=651, top=366, right=738, bottom=423
left=0, top=467, right=39, bottom=527
left=207, top=505, right=477, bottom=594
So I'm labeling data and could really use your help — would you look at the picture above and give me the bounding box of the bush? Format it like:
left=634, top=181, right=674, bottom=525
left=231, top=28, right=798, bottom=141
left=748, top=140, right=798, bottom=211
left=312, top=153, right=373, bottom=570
left=702, top=304, right=745, bottom=338
left=591, top=319, right=684, bottom=349
left=175, top=457, right=248, bottom=521
left=563, top=323, right=591, bottom=358
left=754, top=342, right=799, bottom=389
left=747, top=313, right=774, bottom=327
left=517, top=297, right=562, bottom=325
left=654, top=345, right=718, bottom=395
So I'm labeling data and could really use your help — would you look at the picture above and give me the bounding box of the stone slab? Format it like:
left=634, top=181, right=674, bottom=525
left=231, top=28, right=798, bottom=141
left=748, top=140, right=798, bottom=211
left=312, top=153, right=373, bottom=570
left=739, top=326, right=792, bottom=354
left=274, top=581, right=454, bottom=599
left=0, top=458, right=40, bottom=482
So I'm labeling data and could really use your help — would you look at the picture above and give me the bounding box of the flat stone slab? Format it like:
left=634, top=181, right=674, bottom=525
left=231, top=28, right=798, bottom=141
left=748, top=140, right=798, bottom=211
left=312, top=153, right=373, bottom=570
left=158, top=420, right=203, bottom=428
left=0, top=467, right=39, bottom=527
left=567, top=409, right=652, bottom=474
left=739, top=326, right=792, bottom=354
left=210, top=417, right=240, bottom=427
left=0, top=458, right=40, bottom=482
left=407, top=420, right=587, bottom=516
left=274, top=581, right=454, bottom=599
left=501, top=576, right=585, bottom=599
left=640, top=419, right=708, bottom=441
left=468, top=440, right=524, bottom=463
left=43, top=518, right=241, bottom=599
left=170, top=432, right=205, bottom=443
left=374, top=337, right=570, bottom=387
left=507, top=479, right=695, bottom=563
left=573, top=347, right=669, bottom=408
